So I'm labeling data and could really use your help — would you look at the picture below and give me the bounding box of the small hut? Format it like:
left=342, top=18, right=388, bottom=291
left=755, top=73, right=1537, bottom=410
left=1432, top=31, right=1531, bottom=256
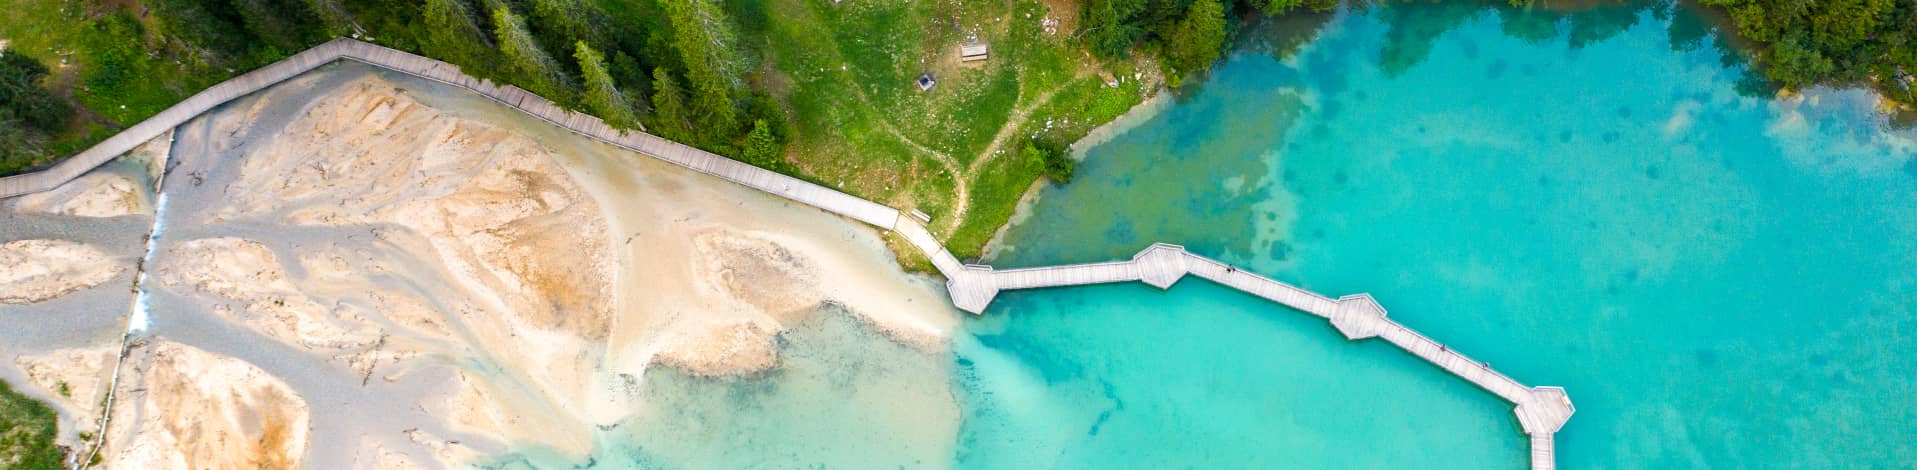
left=960, top=43, right=989, bottom=62
left=917, top=73, right=937, bottom=92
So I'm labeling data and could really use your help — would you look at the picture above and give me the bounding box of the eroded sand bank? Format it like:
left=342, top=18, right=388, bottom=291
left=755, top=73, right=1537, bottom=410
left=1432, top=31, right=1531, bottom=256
left=102, top=341, right=311, bottom=469
left=0, top=239, right=125, bottom=304
left=0, top=142, right=165, bottom=457
left=0, top=60, right=964, bottom=468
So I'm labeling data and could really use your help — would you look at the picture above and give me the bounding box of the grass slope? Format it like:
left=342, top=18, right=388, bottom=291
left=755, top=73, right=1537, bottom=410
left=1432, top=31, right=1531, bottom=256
left=751, top=0, right=1150, bottom=259
left=2, top=0, right=1152, bottom=263
left=0, top=379, right=62, bottom=470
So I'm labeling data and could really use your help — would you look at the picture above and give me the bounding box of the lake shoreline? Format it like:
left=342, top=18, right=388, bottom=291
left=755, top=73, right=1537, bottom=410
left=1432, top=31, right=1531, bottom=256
left=976, top=88, right=1176, bottom=261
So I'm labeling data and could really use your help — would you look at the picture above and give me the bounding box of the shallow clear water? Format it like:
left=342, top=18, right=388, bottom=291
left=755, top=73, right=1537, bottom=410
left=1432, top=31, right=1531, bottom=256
left=498, top=3, right=1917, bottom=468
left=968, top=3, right=1916, bottom=468
left=494, top=305, right=961, bottom=469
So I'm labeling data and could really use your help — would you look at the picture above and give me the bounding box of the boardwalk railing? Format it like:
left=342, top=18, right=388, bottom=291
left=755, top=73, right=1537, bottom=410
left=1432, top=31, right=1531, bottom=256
left=0, top=39, right=899, bottom=229
left=918, top=240, right=1576, bottom=469
left=0, top=38, right=1573, bottom=470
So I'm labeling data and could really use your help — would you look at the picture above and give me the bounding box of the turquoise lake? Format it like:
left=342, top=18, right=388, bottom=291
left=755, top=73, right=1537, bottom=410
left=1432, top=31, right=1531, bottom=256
left=497, top=2, right=1917, bottom=468
left=966, top=2, right=1916, bottom=468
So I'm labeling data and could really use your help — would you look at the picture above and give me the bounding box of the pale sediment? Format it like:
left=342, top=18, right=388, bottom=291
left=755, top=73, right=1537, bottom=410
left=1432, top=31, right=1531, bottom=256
left=0, top=239, right=127, bottom=305
left=8, top=172, right=150, bottom=218
left=101, top=341, right=311, bottom=470
left=12, top=346, right=118, bottom=449
left=4, top=60, right=966, bottom=468
left=1067, top=88, right=1173, bottom=159
left=0, top=139, right=163, bottom=459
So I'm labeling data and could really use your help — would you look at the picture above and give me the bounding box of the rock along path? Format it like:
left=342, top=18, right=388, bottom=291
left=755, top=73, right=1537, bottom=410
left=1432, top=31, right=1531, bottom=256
left=0, top=38, right=1573, bottom=469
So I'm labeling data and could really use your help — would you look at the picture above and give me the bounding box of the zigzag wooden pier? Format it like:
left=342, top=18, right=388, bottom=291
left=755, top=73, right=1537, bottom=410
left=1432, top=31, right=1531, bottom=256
left=0, top=38, right=1573, bottom=469
left=899, top=220, right=1575, bottom=467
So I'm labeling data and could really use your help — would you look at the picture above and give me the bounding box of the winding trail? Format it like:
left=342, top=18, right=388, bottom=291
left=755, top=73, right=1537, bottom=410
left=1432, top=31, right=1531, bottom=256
left=0, top=39, right=1575, bottom=469
left=878, top=124, right=970, bottom=233
left=870, top=70, right=1084, bottom=236
left=967, top=75, right=1082, bottom=176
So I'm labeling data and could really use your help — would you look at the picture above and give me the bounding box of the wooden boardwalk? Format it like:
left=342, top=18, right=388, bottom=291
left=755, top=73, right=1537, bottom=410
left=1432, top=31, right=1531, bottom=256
left=0, top=38, right=1572, bottom=469
left=906, top=239, right=1575, bottom=468
left=0, top=39, right=899, bottom=228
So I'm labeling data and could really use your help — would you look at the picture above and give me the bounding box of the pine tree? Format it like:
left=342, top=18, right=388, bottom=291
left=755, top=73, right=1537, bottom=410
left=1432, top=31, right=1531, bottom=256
left=492, top=6, right=578, bottom=103
left=148, top=0, right=249, bottom=56
left=662, top=0, right=745, bottom=135
left=301, top=0, right=352, bottom=35
left=742, top=119, right=780, bottom=168
left=423, top=0, right=495, bottom=74
left=575, top=41, right=639, bottom=130
left=1164, top=0, right=1226, bottom=86
left=229, top=0, right=318, bottom=50
left=649, top=67, right=690, bottom=139
left=610, top=51, right=651, bottom=115
left=0, top=53, right=74, bottom=133
left=532, top=0, right=608, bottom=48
left=1080, top=0, right=1146, bottom=59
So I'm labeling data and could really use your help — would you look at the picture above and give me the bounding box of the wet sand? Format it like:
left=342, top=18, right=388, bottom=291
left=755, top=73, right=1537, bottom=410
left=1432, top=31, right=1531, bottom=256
left=0, top=141, right=163, bottom=456
left=2, top=60, right=964, bottom=468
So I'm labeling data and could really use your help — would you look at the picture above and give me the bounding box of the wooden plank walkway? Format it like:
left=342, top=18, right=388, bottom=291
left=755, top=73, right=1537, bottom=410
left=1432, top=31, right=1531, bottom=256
left=0, top=39, right=898, bottom=228
left=1532, top=434, right=1556, bottom=470
left=0, top=38, right=1572, bottom=469
left=910, top=236, right=1575, bottom=465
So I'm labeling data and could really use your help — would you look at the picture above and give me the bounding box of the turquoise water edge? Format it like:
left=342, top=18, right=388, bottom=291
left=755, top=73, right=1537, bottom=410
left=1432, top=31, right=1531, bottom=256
left=972, top=2, right=1914, bottom=468
left=511, top=2, right=1916, bottom=468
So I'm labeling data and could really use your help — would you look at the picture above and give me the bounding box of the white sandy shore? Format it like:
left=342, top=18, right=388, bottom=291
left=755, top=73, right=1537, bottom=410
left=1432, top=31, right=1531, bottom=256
left=0, top=63, right=967, bottom=468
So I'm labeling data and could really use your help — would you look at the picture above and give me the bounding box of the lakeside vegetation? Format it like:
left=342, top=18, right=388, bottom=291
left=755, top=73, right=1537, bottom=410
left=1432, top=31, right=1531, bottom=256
left=1702, top=0, right=1917, bottom=106
left=0, top=0, right=1183, bottom=263
left=0, top=51, right=74, bottom=173
left=0, top=0, right=1913, bottom=258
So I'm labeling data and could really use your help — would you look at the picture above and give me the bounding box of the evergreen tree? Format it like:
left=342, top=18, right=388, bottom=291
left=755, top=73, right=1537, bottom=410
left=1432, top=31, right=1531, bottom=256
left=649, top=67, right=690, bottom=139
left=301, top=0, right=353, bottom=35
left=424, top=0, right=495, bottom=73
left=742, top=119, right=780, bottom=168
left=148, top=0, right=249, bottom=56
left=610, top=51, right=651, bottom=115
left=0, top=53, right=73, bottom=133
left=662, top=0, right=745, bottom=135
left=1080, top=0, right=1146, bottom=59
left=229, top=0, right=319, bottom=50
left=1702, top=0, right=1909, bottom=97
left=0, top=52, right=62, bottom=172
left=1163, top=0, right=1226, bottom=85
left=0, top=116, right=50, bottom=171
left=492, top=6, right=578, bottom=103
left=1262, top=0, right=1333, bottom=14
left=1020, top=138, right=1072, bottom=182
left=575, top=41, right=639, bottom=130
left=533, top=0, right=609, bottom=49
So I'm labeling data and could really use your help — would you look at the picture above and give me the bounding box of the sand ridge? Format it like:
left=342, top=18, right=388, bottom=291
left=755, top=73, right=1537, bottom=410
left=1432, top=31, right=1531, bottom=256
left=7, top=66, right=964, bottom=468
left=7, top=134, right=165, bottom=219
left=103, top=341, right=310, bottom=470
left=0, top=239, right=127, bottom=304
left=14, top=346, right=118, bottom=447
left=8, top=173, right=149, bottom=218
